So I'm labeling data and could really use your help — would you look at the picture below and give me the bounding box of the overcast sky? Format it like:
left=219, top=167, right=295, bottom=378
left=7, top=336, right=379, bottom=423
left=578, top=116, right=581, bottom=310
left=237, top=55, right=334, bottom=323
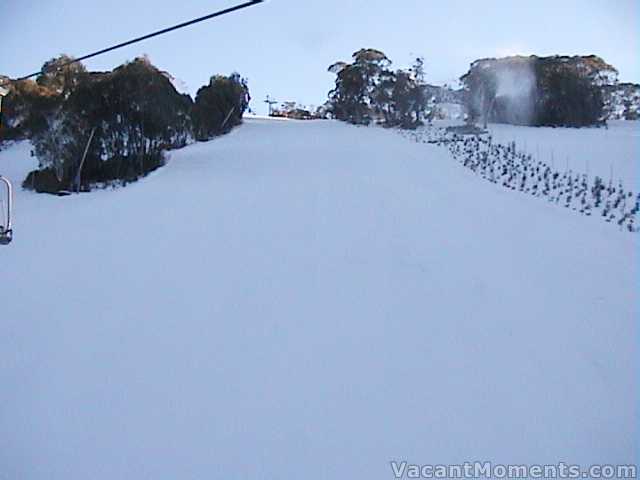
left=2, top=0, right=638, bottom=114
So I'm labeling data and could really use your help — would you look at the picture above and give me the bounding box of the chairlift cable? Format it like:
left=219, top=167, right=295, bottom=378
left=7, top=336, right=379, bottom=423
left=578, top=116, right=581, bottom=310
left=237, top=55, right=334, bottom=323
left=0, top=0, right=264, bottom=88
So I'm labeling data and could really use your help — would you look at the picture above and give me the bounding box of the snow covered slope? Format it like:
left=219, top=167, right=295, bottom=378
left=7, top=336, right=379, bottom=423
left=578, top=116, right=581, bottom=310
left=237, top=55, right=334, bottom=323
left=1, top=119, right=637, bottom=478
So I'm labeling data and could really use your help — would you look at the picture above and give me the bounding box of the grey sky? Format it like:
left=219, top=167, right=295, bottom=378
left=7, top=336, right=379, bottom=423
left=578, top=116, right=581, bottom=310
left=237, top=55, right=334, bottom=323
left=2, top=0, right=638, bottom=114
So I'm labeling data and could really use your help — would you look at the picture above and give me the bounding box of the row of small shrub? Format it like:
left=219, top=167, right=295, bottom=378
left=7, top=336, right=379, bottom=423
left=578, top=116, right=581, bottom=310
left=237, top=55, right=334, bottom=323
left=402, top=127, right=639, bottom=233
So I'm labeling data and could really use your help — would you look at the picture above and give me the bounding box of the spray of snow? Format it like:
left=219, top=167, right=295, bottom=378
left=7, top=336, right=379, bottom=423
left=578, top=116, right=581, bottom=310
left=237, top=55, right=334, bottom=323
left=492, top=59, right=537, bottom=125
left=495, top=63, right=535, bottom=97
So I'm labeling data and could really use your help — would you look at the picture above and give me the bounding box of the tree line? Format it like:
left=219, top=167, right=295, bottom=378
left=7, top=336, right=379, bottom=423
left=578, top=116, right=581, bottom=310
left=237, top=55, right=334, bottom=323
left=1, top=55, right=250, bottom=193
left=326, top=50, right=621, bottom=129
left=326, top=49, right=428, bottom=129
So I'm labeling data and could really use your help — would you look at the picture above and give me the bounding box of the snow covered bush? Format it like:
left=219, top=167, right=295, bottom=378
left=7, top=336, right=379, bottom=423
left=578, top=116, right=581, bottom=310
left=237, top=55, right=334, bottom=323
left=3, top=54, right=252, bottom=193
left=25, top=57, right=194, bottom=193
left=193, top=73, right=250, bottom=141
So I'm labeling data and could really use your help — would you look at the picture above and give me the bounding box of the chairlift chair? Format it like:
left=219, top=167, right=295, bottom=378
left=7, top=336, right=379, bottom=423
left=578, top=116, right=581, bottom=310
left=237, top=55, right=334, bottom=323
left=0, top=176, right=12, bottom=245
left=0, top=87, right=12, bottom=245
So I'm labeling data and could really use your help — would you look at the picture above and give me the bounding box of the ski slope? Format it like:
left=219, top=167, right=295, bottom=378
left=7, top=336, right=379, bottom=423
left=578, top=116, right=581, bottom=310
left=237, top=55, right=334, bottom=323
left=1, top=118, right=638, bottom=479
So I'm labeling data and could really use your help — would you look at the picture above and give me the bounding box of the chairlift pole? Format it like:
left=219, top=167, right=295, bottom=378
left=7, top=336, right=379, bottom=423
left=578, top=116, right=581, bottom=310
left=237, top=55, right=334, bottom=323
left=0, top=87, right=12, bottom=245
left=220, top=106, right=236, bottom=131
left=0, top=86, right=7, bottom=126
left=75, top=127, right=97, bottom=193
left=264, top=95, right=277, bottom=116
left=0, top=176, right=13, bottom=245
